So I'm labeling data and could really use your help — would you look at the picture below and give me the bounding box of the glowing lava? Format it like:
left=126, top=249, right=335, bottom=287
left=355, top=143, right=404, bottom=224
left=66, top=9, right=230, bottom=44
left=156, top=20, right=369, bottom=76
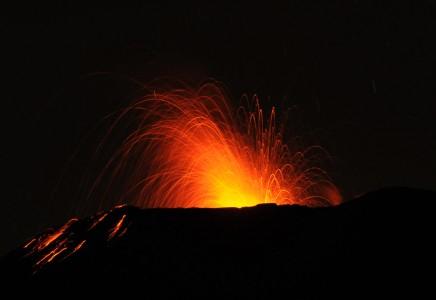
left=23, top=206, right=130, bottom=270
left=101, top=82, right=341, bottom=208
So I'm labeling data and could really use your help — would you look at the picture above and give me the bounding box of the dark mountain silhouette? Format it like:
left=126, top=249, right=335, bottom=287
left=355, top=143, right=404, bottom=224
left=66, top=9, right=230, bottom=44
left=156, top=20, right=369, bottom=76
left=1, top=187, right=435, bottom=297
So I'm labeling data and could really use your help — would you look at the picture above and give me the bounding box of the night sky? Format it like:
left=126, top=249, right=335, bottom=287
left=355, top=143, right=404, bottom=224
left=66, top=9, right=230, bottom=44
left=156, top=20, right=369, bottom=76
left=2, top=2, right=435, bottom=254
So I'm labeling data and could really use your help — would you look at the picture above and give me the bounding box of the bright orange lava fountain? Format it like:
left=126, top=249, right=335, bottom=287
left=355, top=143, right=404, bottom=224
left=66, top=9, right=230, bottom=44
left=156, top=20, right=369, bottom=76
left=103, top=83, right=340, bottom=208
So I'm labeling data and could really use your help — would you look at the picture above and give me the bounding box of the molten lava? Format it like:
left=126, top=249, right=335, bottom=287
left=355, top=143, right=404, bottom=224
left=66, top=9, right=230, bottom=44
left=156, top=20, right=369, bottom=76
left=102, top=82, right=341, bottom=208
left=23, top=206, right=130, bottom=270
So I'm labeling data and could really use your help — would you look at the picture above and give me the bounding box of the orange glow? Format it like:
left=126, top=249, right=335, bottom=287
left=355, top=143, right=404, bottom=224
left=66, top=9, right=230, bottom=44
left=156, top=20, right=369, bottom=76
left=36, top=243, right=68, bottom=266
left=73, top=240, right=86, bottom=252
left=108, top=214, right=127, bottom=240
left=23, top=238, right=36, bottom=249
left=23, top=206, right=130, bottom=270
left=89, top=212, right=108, bottom=230
left=102, top=83, right=341, bottom=208
left=37, top=218, right=78, bottom=251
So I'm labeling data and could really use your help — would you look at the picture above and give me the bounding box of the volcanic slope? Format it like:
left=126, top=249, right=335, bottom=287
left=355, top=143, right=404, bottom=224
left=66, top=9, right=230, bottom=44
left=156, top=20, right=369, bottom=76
left=1, top=187, right=435, bottom=296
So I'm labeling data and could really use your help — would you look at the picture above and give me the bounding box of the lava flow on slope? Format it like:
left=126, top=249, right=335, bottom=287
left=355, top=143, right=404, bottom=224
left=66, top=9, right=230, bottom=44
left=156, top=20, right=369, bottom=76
left=1, top=188, right=435, bottom=297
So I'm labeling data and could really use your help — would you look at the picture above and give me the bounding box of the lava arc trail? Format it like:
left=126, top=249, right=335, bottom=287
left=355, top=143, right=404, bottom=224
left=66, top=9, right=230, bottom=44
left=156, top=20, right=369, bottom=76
left=95, top=82, right=341, bottom=208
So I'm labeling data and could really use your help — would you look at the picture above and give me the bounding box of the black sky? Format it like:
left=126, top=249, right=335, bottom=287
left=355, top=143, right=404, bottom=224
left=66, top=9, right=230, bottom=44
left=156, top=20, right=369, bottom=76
left=2, top=1, right=436, bottom=254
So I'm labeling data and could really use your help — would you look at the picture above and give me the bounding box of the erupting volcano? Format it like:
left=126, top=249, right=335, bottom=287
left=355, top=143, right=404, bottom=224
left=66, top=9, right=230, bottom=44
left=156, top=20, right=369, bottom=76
left=96, top=82, right=341, bottom=209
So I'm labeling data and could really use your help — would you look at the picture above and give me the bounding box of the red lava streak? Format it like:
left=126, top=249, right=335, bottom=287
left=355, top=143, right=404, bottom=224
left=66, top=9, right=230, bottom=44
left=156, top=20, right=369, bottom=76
left=108, top=214, right=127, bottom=240
left=23, top=206, right=129, bottom=270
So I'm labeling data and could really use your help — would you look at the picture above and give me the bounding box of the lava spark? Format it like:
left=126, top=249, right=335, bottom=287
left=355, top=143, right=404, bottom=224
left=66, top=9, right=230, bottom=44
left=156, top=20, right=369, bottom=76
left=97, top=83, right=340, bottom=208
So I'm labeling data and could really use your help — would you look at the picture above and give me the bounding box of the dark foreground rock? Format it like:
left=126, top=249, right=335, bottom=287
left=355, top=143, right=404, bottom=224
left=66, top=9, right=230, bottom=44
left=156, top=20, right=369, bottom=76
left=1, top=187, right=435, bottom=297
